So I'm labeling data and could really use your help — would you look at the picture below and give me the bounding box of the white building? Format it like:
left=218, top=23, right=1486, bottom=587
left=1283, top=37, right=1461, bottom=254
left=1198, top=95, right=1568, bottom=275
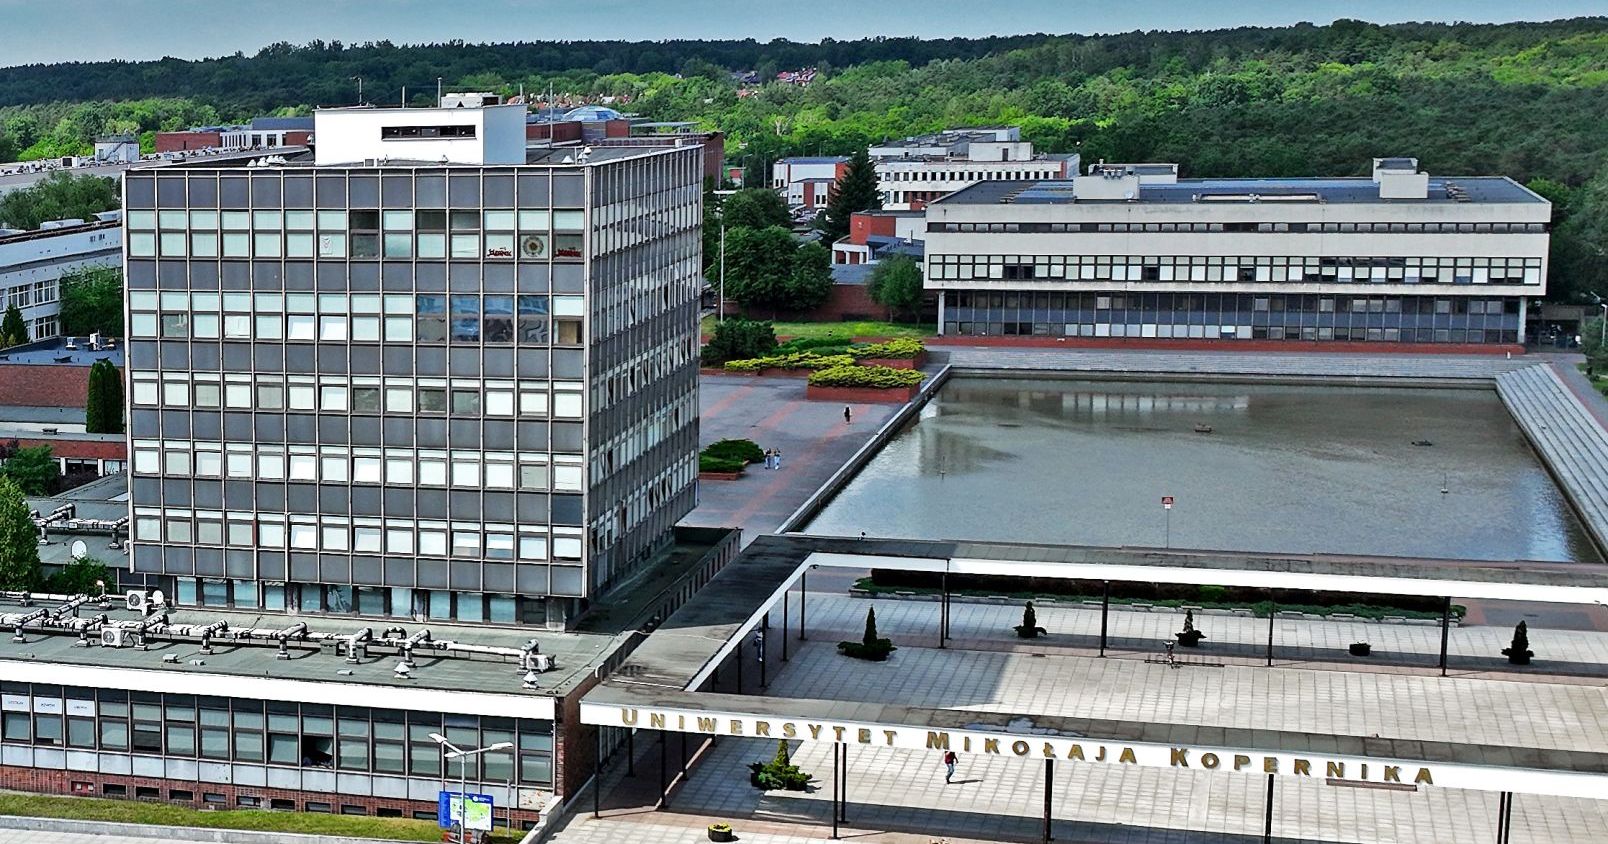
left=771, top=156, right=846, bottom=210
left=94, top=135, right=140, bottom=164
left=312, top=98, right=528, bottom=166
left=0, top=213, right=122, bottom=341
left=872, top=127, right=1079, bottom=210
left=925, top=158, right=1550, bottom=345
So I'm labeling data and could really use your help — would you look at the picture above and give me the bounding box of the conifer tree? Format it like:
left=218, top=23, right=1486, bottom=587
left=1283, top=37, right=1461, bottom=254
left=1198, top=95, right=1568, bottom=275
left=0, top=477, right=40, bottom=591
left=817, top=147, right=881, bottom=243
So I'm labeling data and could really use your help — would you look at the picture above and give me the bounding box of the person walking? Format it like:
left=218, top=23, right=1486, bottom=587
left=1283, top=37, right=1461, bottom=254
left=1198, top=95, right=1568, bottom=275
left=844, top=405, right=853, bottom=424
left=763, top=448, right=775, bottom=470
left=773, top=448, right=783, bottom=470
left=943, top=750, right=958, bottom=784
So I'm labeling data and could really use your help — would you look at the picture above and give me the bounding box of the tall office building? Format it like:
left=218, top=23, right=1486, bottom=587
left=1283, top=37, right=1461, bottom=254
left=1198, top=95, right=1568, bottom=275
left=122, top=96, right=703, bottom=628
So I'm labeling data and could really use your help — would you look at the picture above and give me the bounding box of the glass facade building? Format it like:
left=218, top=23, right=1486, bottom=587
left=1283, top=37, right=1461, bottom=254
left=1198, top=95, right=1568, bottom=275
left=122, top=142, right=703, bottom=626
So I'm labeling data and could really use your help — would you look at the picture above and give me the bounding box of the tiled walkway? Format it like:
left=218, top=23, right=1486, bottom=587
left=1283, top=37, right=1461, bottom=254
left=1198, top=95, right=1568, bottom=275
left=684, top=375, right=897, bottom=544
left=551, top=595, right=1608, bottom=844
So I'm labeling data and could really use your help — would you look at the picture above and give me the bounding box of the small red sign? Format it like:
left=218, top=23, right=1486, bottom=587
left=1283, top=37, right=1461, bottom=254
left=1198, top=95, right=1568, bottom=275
left=1161, top=496, right=1174, bottom=509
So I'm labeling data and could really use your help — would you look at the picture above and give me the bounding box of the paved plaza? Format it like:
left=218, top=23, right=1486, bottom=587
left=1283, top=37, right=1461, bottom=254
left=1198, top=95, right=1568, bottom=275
left=684, top=375, right=898, bottom=542
left=554, top=593, right=1608, bottom=844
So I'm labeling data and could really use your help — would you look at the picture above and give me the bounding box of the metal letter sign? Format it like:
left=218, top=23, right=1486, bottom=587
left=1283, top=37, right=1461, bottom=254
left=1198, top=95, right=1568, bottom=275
left=438, top=791, right=495, bottom=832
left=1162, top=496, right=1174, bottom=510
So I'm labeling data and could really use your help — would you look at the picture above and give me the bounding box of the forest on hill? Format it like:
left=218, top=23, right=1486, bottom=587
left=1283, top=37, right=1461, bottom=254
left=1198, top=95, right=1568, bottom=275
left=1, top=17, right=1605, bottom=296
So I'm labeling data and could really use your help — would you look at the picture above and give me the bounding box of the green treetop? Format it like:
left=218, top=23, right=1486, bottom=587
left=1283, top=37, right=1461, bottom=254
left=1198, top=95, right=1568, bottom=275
left=0, top=477, right=40, bottom=591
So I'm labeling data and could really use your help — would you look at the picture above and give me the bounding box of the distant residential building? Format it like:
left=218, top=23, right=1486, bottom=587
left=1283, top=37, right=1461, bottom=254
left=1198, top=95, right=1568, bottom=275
left=871, top=127, right=1079, bottom=210
left=0, top=213, right=122, bottom=342
left=925, top=158, right=1550, bottom=344
left=833, top=210, right=926, bottom=265
left=772, top=156, right=848, bottom=210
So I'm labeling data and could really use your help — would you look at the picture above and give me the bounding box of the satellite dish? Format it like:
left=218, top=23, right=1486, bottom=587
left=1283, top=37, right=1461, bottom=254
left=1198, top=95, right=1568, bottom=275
left=70, top=539, right=88, bottom=559
left=151, top=589, right=166, bottom=606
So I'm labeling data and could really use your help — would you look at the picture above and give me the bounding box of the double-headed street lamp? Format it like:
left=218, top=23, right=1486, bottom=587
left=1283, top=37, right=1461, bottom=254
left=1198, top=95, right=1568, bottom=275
left=430, top=733, right=514, bottom=843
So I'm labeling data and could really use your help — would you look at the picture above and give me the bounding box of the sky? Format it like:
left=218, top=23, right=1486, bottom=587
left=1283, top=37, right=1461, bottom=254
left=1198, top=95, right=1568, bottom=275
left=1, top=0, right=1606, bottom=66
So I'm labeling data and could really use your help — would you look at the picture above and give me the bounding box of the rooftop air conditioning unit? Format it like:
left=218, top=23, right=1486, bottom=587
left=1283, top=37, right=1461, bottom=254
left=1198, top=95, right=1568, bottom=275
left=101, top=627, right=131, bottom=648
left=125, top=590, right=148, bottom=612
left=531, top=653, right=555, bottom=672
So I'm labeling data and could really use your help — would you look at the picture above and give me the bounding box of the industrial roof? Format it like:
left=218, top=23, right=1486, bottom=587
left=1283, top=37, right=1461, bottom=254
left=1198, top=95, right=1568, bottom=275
left=248, top=116, right=315, bottom=132
left=938, top=176, right=1546, bottom=206
left=781, top=156, right=848, bottom=164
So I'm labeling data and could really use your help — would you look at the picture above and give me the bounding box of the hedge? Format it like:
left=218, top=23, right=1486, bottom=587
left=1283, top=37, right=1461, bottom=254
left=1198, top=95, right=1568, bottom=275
left=807, top=365, right=926, bottom=388
left=699, top=454, right=747, bottom=473
left=777, top=336, right=855, bottom=353
left=850, top=339, right=924, bottom=360
left=703, top=438, right=764, bottom=464
left=724, top=352, right=856, bottom=373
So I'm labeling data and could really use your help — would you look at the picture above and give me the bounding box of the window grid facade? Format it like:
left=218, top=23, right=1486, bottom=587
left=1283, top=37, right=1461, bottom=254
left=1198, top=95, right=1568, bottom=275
left=123, top=147, right=702, bottom=625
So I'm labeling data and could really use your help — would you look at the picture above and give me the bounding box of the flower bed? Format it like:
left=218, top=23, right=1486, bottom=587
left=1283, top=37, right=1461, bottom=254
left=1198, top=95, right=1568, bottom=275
left=849, top=339, right=924, bottom=359
left=807, top=365, right=926, bottom=389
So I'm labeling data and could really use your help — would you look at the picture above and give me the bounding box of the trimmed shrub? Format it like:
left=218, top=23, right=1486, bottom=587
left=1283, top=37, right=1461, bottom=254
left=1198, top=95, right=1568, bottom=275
left=808, top=365, right=926, bottom=389
left=1176, top=609, right=1206, bottom=647
left=703, top=439, right=764, bottom=464
left=748, top=740, right=812, bottom=791
left=699, top=454, right=746, bottom=474
left=850, top=339, right=924, bottom=360
left=1502, top=620, right=1534, bottom=665
left=1014, top=601, right=1047, bottom=639
left=839, top=607, right=896, bottom=661
left=724, top=352, right=856, bottom=373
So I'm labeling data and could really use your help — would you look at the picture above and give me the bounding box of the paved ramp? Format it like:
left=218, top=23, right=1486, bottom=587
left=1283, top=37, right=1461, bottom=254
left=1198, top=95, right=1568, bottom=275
left=1497, top=363, right=1608, bottom=555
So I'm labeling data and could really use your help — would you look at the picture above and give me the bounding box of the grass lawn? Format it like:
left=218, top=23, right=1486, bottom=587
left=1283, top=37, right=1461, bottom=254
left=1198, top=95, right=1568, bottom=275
left=1576, top=363, right=1608, bottom=398
left=701, top=316, right=933, bottom=340
left=0, top=793, right=520, bottom=842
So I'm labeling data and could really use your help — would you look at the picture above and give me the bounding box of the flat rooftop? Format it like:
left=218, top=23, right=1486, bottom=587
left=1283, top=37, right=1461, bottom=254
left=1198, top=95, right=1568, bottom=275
left=938, top=176, right=1545, bottom=206
left=0, top=597, right=620, bottom=703
left=0, top=338, right=124, bottom=367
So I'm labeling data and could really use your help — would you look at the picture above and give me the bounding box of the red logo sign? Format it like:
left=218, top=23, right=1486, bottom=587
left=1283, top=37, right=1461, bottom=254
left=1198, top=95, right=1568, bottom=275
left=1161, top=496, right=1174, bottom=509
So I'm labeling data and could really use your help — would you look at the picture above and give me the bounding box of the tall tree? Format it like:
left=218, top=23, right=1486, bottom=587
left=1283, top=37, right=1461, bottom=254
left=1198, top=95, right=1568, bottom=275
left=785, top=241, right=834, bottom=313
left=0, top=477, right=40, bottom=591
left=867, top=254, right=925, bottom=320
left=0, top=444, right=59, bottom=495
left=85, top=359, right=124, bottom=434
left=817, top=147, right=881, bottom=243
left=724, top=226, right=803, bottom=316
left=721, top=187, right=792, bottom=231
left=0, top=305, right=26, bottom=347
left=58, top=266, right=124, bottom=337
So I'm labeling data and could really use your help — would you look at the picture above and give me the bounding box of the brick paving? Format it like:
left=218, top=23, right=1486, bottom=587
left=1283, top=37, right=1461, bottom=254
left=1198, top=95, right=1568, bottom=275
left=684, top=375, right=897, bottom=544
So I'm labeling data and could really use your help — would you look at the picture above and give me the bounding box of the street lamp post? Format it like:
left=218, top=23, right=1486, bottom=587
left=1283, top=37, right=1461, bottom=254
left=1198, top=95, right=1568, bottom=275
left=430, top=734, right=514, bottom=844
left=718, top=220, right=726, bottom=323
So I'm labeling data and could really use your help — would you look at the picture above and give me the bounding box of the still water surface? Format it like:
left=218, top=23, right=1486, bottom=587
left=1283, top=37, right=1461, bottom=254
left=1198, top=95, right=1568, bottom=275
left=805, top=378, right=1600, bottom=563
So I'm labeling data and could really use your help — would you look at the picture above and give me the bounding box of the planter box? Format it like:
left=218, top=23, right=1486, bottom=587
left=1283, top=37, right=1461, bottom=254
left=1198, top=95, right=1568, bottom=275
left=759, top=367, right=811, bottom=378
left=807, top=383, right=920, bottom=403
left=698, top=470, right=743, bottom=481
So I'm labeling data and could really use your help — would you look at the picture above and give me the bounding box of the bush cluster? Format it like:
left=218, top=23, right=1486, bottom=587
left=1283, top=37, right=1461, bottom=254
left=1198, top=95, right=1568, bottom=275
left=724, top=352, right=855, bottom=372
left=701, top=318, right=777, bottom=365
left=748, top=740, right=812, bottom=791
left=808, top=365, right=926, bottom=388
left=698, top=454, right=747, bottom=474
left=850, top=339, right=924, bottom=359
left=703, top=438, right=764, bottom=464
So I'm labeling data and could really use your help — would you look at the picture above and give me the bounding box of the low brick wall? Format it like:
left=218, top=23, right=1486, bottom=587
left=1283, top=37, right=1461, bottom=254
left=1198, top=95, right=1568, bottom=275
left=697, top=470, right=743, bottom=481
left=806, top=383, right=920, bottom=403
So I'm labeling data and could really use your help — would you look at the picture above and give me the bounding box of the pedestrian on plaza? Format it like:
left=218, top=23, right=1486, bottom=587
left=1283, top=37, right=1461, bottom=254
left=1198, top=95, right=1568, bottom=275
left=774, top=449, right=783, bottom=470
left=943, top=749, right=958, bottom=783
left=844, top=405, right=853, bottom=424
left=763, top=448, right=775, bottom=470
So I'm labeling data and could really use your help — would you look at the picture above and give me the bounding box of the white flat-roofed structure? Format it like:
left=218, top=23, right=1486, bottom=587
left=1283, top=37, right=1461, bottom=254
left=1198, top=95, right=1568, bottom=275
left=872, top=127, right=1079, bottom=210
left=0, top=215, right=121, bottom=342
left=313, top=96, right=528, bottom=166
left=923, top=158, right=1551, bottom=345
